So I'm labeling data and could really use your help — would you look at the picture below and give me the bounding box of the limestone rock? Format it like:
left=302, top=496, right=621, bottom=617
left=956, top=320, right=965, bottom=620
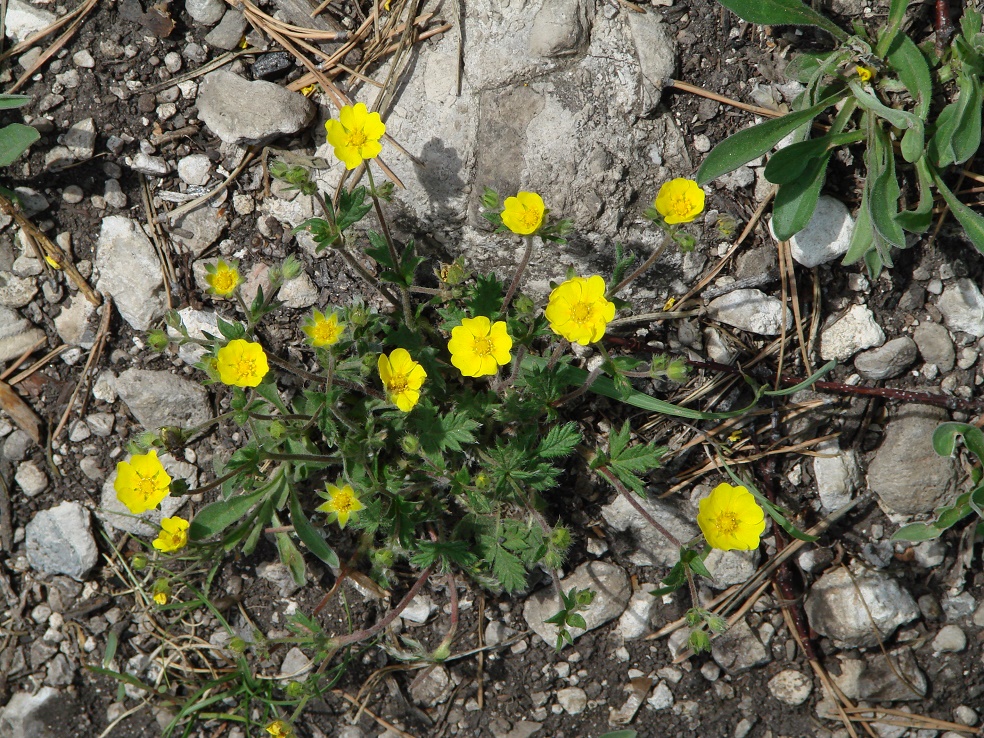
left=529, top=0, right=594, bottom=58
left=0, top=306, right=45, bottom=363
left=812, top=439, right=862, bottom=512
left=831, top=649, right=927, bottom=702
left=25, top=502, right=98, bottom=580
left=820, top=304, right=885, bottom=361
left=854, top=337, right=917, bottom=380
left=116, top=368, right=212, bottom=432
left=937, top=278, right=984, bottom=337
left=711, top=619, right=770, bottom=673
left=707, top=289, right=792, bottom=336
left=95, top=216, right=164, bottom=330
left=601, top=492, right=697, bottom=568
left=771, top=195, right=854, bottom=268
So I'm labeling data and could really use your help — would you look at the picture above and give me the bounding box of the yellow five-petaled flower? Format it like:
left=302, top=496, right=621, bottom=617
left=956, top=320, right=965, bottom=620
left=316, top=482, right=365, bottom=529
left=544, top=275, right=617, bottom=346
left=378, top=348, right=426, bottom=412
left=501, top=191, right=545, bottom=236
left=205, top=259, right=240, bottom=297
left=216, top=339, right=269, bottom=388
left=696, top=482, right=767, bottom=551
left=654, top=178, right=705, bottom=225
left=265, top=720, right=293, bottom=738
left=856, top=65, right=875, bottom=83
left=115, top=450, right=172, bottom=515
left=325, top=102, right=386, bottom=170
left=448, top=316, right=513, bottom=378
left=302, top=309, right=344, bottom=348
left=153, top=516, right=190, bottom=553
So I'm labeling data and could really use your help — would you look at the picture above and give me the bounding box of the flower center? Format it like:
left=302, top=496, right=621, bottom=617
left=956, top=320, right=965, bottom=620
left=236, top=358, right=256, bottom=378
left=335, top=492, right=356, bottom=513
left=520, top=207, right=540, bottom=229
left=669, top=194, right=693, bottom=217
left=213, top=271, right=236, bottom=292
left=571, top=301, right=594, bottom=324
left=314, top=322, right=337, bottom=343
left=387, top=375, right=409, bottom=395
left=136, top=475, right=158, bottom=501
left=347, top=129, right=368, bottom=148
left=713, top=510, right=740, bottom=536
left=472, top=336, right=494, bottom=358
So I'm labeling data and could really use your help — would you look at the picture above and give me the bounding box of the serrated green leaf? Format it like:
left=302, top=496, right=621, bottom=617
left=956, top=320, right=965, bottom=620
left=336, top=186, right=372, bottom=231
left=689, top=554, right=713, bottom=580
left=288, top=489, right=339, bottom=568
left=492, top=545, right=527, bottom=592
left=697, top=93, right=844, bottom=186
left=467, top=273, right=505, bottom=318
left=537, top=422, right=581, bottom=459
left=714, top=0, right=847, bottom=40
left=215, top=318, right=246, bottom=341
left=609, top=421, right=631, bottom=459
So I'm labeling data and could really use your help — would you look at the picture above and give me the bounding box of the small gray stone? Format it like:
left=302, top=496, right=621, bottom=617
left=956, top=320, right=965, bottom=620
left=854, top=337, right=918, bottom=380
left=95, top=216, right=164, bottom=330
left=770, top=195, right=854, bottom=267
left=768, top=670, right=812, bottom=706
left=186, top=0, right=225, bottom=25
left=0, top=273, right=38, bottom=308
left=64, top=118, right=96, bottom=160
left=812, top=439, right=862, bottom=512
left=867, top=405, right=958, bottom=515
left=617, top=586, right=658, bottom=640
left=820, top=304, right=885, bottom=361
left=913, top=322, right=955, bottom=372
left=25, top=502, right=98, bottom=580
left=196, top=70, right=316, bottom=146
left=164, top=51, right=183, bottom=73
left=831, top=649, right=927, bottom=702
left=529, top=0, right=594, bottom=58
left=647, top=681, right=674, bottom=710
left=0, top=686, right=78, bottom=738
left=256, top=561, right=302, bottom=597
left=555, top=687, right=587, bottom=715
left=170, top=206, right=228, bottom=257
left=204, top=9, right=248, bottom=50
left=278, top=271, right=319, bottom=309
left=177, top=154, right=212, bottom=186
left=44, top=654, right=75, bottom=687
left=130, top=152, right=169, bottom=177
left=401, top=594, right=436, bottom=624
left=79, top=457, right=104, bottom=481
left=3, top=0, right=57, bottom=43
left=54, top=295, right=99, bottom=348
left=707, top=289, right=792, bottom=336
left=278, top=647, right=312, bottom=681
left=942, top=591, right=976, bottom=621
left=938, top=278, right=984, bottom=337
left=72, top=49, right=95, bottom=68
left=805, top=567, right=918, bottom=647
left=704, top=549, right=758, bottom=589
left=0, top=306, right=46, bottom=363
left=3, top=430, right=33, bottom=461
left=711, top=619, right=770, bottom=673
left=86, top=413, right=115, bottom=437
left=912, top=539, right=946, bottom=568
left=62, top=185, right=84, bottom=204
left=116, top=368, right=211, bottom=432
left=409, top=665, right=452, bottom=707
left=954, top=706, right=978, bottom=726
left=15, top=461, right=48, bottom=497
left=523, top=561, right=630, bottom=646
left=104, top=180, right=127, bottom=209
left=932, top=624, right=966, bottom=653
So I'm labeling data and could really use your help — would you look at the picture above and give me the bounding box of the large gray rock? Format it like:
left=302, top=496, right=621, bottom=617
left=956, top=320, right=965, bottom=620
left=831, top=649, right=927, bottom=702
left=707, top=289, right=792, bottom=336
left=937, top=278, right=984, bottom=337
left=54, top=295, right=99, bottom=348
left=95, top=216, right=164, bottom=331
left=913, top=321, right=955, bottom=371
left=0, top=306, right=45, bottom=363
left=805, top=567, right=919, bottom=647
left=97, top=454, right=195, bottom=535
left=522, top=561, right=630, bottom=646
left=820, top=304, right=885, bottom=361
left=3, top=0, right=56, bottom=43
left=711, top=619, right=770, bottom=673
left=601, top=492, right=697, bottom=568
left=116, top=368, right=211, bottom=432
left=529, top=0, right=594, bottom=58
left=867, top=405, right=958, bottom=515
left=626, top=11, right=676, bottom=114
left=0, top=687, right=80, bottom=738
left=197, top=70, right=315, bottom=145
left=25, top=502, right=98, bottom=581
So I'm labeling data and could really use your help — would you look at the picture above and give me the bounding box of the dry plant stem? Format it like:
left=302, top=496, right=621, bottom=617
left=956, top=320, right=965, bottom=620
left=552, top=364, right=604, bottom=407
left=502, top=236, right=534, bottom=311
left=333, top=564, right=435, bottom=648
left=612, top=231, right=673, bottom=295
left=595, top=466, right=682, bottom=548
left=667, top=79, right=785, bottom=119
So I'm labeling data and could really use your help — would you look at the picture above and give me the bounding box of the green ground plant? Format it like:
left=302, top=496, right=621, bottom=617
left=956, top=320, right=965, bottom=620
left=699, top=0, right=984, bottom=275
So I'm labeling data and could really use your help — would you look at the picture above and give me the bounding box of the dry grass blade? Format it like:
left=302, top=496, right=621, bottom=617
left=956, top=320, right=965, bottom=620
left=158, top=149, right=257, bottom=224
left=0, top=335, right=50, bottom=381
left=0, top=380, right=41, bottom=443
left=333, top=689, right=418, bottom=738
left=4, top=0, right=98, bottom=93
left=140, top=178, right=176, bottom=308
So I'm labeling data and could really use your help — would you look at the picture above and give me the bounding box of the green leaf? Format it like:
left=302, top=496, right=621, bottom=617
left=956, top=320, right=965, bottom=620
left=0, top=94, right=33, bottom=110
left=0, top=123, right=40, bottom=167
left=215, top=318, right=246, bottom=341
left=288, top=489, right=339, bottom=568
left=598, top=731, right=638, bottom=738
left=714, top=0, right=848, bottom=40
left=928, top=74, right=982, bottom=168
left=932, top=422, right=984, bottom=463
left=763, top=131, right=862, bottom=185
left=697, top=93, right=844, bottom=185
left=762, top=360, right=836, bottom=396
left=771, top=152, right=832, bottom=240
left=276, top=531, right=307, bottom=586
left=190, top=485, right=270, bottom=541
left=842, top=182, right=874, bottom=267
left=867, top=127, right=906, bottom=251
left=932, top=171, right=984, bottom=253
left=895, top=156, right=935, bottom=234
left=411, top=406, right=480, bottom=455
left=491, top=545, right=527, bottom=592
left=567, top=613, right=587, bottom=630
left=849, top=81, right=924, bottom=163
left=536, top=422, right=581, bottom=459
left=467, top=273, right=504, bottom=318
left=885, top=33, right=933, bottom=120
left=891, top=522, right=945, bottom=542
left=336, top=186, right=373, bottom=231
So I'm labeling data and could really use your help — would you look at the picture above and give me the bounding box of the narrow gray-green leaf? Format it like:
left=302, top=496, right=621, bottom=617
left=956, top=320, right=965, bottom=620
left=771, top=152, right=832, bottom=240
left=0, top=124, right=40, bottom=167
left=289, top=488, right=339, bottom=567
left=886, top=33, right=933, bottom=120
left=932, top=170, right=984, bottom=253
left=948, top=74, right=982, bottom=165
left=895, top=155, right=934, bottom=234
left=842, top=183, right=873, bottom=266
left=763, top=131, right=861, bottom=184
left=697, top=93, right=843, bottom=185
left=715, top=0, right=848, bottom=40
left=0, top=94, right=33, bottom=110
left=190, top=485, right=270, bottom=540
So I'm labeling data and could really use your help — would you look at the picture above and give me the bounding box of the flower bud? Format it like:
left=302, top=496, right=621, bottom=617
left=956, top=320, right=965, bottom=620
left=229, top=636, right=248, bottom=654
left=666, top=359, right=689, bottom=383
left=684, top=608, right=702, bottom=627
left=281, top=255, right=303, bottom=281
left=688, top=629, right=711, bottom=653
left=400, top=434, right=420, bottom=455
left=285, top=681, right=306, bottom=698
left=132, top=555, right=148, bottom=571
left=432, top=642, right=451, bottom=662
left=163, top=310, right=184, bottom=330
left=147, top=329, right=170, bottom=352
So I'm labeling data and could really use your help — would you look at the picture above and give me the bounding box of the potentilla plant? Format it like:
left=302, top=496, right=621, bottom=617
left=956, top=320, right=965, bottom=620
left=700, top=0, right=984, bottom=275
left=105, top=102, right=807, bottom=731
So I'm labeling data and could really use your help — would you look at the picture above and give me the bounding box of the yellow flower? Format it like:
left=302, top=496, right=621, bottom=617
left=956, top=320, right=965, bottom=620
left=205, top=260, right=241, bottom=297
left=153, top=592, right=168, bottom=605
left=378, top=348, right=426, bottom=412
left=115, top=451, right=173, bottom=514
left=152, top=516, right=189, bottom=553
left=856, top=65, right=874, bottom=83
left=265, top=721, right=293, bottom=738
left=216, top=339, right=269, bottom=388
left=501, top=191, right=545, bottom=235
left=302, top=310, right=343, bottom=348
left=654, top=178, right=705, bottom=225
left=316, top=483, right=365, bottom=528
left=325, top=102, right=385, bottom=170
left=447, top=316, right=513, bottom=377
left=696, top=482, right=766, bottom=551
left=152, top=578, right=171, bottom=605
left=544, top=275, right=617, bottom=345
